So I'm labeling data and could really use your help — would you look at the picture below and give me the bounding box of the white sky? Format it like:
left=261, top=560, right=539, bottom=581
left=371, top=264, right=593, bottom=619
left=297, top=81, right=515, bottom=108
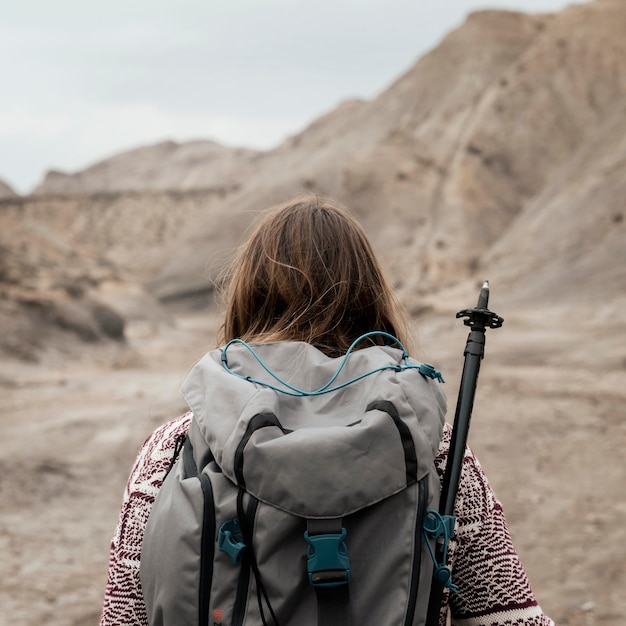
left=1, top=0, right=577, bottom=193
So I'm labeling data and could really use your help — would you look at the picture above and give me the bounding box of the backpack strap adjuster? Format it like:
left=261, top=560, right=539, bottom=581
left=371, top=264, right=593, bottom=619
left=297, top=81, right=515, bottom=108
left=304, top=526, right=351, bottom=588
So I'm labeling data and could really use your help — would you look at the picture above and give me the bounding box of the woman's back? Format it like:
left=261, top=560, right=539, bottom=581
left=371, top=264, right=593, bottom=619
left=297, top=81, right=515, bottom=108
left=99, top=194, right=554, bottom=626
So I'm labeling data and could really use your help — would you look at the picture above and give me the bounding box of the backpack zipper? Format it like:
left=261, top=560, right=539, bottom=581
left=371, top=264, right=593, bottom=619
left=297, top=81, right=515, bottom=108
left=181, top=438, right=217, bottom=626
left=231, top=494, right=260, bottom=625
left=234, top=492, right=281, bottom=626
left=404, top=476, right=429, bottom=626
left=199, top=473, right=216, bottom=626
left=164, top=432, right=187, bottom=479
left=231, top=552, right=251, bottom=626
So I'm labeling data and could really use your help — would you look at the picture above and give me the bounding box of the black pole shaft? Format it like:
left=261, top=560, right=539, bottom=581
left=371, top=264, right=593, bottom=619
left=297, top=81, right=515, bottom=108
left=440, top=325, right=485, bottom=514
left=425, top=282, right=502, bottom=626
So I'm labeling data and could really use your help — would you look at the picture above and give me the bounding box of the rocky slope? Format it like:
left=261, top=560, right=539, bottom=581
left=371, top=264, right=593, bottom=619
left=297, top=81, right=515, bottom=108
left=0, top=202, right=128, bottom=362
left=483, top=98, right=626, bottom=307
left=0, top=177, right=18, bottom=198
left=33, top=140, right=261, bottom=195
left=2, top=0, right=626, bottom=360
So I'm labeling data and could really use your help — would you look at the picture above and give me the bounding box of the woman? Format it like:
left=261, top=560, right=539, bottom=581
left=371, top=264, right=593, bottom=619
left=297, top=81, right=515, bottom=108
left=100, top=195, right=553, bottom=626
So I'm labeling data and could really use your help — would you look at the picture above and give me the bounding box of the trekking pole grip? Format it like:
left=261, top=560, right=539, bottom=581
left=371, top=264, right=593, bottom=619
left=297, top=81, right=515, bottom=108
left=425, top=281, right=503, bottom=626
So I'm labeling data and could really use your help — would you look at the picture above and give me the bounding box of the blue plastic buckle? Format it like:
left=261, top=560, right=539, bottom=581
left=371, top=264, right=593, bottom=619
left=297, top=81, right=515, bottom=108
left=304, top=528, right=351, bottom=588
left=218, top=519, right=246, bottom=565
left=418, top=363, right=445, bottom=383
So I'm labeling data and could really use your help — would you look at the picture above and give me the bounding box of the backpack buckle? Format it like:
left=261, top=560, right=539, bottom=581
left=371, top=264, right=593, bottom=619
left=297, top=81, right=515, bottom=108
left=304, top=528, right=351, bottom=587
left=218, top=519, right=246, bottom=565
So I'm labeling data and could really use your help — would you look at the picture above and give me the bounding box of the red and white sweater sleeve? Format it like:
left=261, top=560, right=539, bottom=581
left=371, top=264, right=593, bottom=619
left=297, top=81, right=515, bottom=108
left=436, top=424, right=554, bottom=626
left=100, top=417, right=553, bottom=626
left=100, top=414, right=192, bottom=626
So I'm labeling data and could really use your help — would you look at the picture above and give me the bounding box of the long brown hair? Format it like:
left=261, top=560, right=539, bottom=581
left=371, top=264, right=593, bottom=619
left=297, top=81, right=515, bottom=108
left=219, top=195, right=412, bottom=357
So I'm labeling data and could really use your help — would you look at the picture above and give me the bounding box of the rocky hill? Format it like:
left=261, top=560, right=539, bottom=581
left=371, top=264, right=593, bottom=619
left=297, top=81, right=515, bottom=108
left=33, top=140, right=261, bottom=195
left=0, top=177, right=18, bottom=198
left=2, top=0, right=626, bottom=360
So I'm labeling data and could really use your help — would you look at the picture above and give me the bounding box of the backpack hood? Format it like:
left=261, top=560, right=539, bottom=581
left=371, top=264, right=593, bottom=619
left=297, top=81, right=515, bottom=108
left=181, top=341, right=446, bottom=518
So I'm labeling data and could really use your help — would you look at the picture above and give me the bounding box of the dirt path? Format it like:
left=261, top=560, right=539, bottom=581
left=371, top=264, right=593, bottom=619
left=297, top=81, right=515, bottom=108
left=1, top=309, right=624, bottom=625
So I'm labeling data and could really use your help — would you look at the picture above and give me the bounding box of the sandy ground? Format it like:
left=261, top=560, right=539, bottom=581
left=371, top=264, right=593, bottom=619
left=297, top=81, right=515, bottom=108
left=1, top=304, right=624, bottom=626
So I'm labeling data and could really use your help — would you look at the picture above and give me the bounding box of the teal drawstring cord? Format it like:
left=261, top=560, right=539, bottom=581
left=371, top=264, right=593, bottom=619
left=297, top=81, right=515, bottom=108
left=423, top=510, right=458, bottom=593
left=220, top=331, right=444, bottom=397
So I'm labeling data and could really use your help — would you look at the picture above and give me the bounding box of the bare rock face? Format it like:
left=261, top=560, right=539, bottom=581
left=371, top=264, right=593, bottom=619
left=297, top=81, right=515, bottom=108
left=0, top=199, right=174, bottom=361
left=338, top=2, right=626, bottom=296
left=0, top=226, right=127, bottom=361
left=482, top=99, right=626, bottom=307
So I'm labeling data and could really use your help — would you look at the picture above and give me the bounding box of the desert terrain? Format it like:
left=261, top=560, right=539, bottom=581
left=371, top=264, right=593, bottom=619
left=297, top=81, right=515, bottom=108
left=1, top=1, right=625, bottom=624
left=1, top=296, right=624, bottom=626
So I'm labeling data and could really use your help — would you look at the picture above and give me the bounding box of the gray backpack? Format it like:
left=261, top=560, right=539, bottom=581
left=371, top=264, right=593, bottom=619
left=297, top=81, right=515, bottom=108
left=140, top=337, right=447, bottom=626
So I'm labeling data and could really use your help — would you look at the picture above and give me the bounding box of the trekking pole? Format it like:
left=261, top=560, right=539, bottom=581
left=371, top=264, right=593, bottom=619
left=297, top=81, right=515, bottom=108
left=425, top=281, right=503, bottom=626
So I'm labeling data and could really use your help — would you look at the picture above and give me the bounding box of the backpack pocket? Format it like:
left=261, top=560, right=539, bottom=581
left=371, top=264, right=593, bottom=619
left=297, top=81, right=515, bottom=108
left=141, top=438, right=216, bottom=626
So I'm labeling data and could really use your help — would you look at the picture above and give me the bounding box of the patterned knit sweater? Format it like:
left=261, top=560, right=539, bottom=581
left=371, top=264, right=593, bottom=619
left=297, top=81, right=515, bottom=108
left=100, top=414, right=553, bottom=626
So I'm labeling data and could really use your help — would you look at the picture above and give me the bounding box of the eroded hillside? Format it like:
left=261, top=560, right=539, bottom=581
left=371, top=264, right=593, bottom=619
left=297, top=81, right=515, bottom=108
left=3, top=1, right=624, bottom=338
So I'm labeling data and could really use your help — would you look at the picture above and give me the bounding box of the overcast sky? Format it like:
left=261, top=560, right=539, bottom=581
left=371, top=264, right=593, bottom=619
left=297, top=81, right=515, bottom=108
left=1, top=0, right=577, bottom=193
